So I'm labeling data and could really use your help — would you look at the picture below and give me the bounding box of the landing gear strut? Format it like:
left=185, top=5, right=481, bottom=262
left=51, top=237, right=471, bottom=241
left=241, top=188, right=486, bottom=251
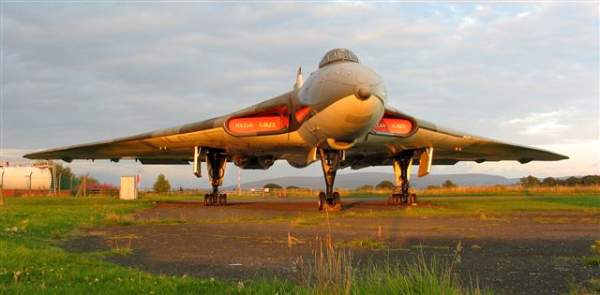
left=318, top=148, right=343, bottom=211
left=204, top=149, right=228, bottom=206
left=389, top=150, right=417, bottom=206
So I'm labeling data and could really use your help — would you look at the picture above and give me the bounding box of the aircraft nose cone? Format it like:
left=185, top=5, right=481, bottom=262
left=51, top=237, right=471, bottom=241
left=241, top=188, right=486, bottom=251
left=356, top=87, right=371, bottom=100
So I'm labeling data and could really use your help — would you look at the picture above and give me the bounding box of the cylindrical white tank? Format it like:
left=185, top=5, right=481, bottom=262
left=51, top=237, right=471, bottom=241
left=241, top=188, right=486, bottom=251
left=0, top=167, right=52, bottom=190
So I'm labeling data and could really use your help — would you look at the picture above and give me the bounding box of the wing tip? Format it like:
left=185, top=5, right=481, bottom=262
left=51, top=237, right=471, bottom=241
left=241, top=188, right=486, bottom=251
left=546, top=152, right=569, bottom=161
left=23, top=152, right=38, bottom=160
left=23, top=151, right=56, bottom=161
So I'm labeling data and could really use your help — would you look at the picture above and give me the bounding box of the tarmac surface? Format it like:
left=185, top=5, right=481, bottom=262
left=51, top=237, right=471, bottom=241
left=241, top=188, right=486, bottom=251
left=64, top=198, right=600, bottom=295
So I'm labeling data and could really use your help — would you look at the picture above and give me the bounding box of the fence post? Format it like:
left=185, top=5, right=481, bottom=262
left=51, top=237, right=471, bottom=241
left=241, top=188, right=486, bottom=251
left=28, top=171, right=33, bottom=197
left=57, top=173, right=62, bottom=195
left=0, top=170, right=4, bottom=206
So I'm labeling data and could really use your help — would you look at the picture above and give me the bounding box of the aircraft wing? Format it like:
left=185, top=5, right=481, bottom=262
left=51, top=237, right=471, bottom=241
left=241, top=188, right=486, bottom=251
left=23, top=92, right=295, bottom=164
left=23, top=116, right=227, bottom=164
left=346, top=108, right=568, bottom=169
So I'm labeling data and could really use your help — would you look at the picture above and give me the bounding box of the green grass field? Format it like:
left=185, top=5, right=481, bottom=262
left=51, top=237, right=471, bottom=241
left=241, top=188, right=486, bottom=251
left=0, top=197, right=304, bottom=294
left=1, top=194, right=598, bottom=294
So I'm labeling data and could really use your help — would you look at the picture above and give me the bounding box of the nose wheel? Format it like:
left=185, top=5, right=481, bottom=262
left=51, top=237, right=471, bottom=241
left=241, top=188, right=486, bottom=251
left=318, top=149, right=343, bottom=211
left=318, top=191, right=341, bottom=211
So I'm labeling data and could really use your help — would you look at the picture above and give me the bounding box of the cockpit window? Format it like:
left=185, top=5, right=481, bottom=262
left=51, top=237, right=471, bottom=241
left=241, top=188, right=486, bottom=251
left=318, top=48, right=360, bottom=68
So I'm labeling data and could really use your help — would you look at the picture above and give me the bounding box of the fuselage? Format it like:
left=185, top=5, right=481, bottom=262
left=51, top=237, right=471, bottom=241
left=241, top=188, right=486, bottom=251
left=297, top=58, right=387, bottom=149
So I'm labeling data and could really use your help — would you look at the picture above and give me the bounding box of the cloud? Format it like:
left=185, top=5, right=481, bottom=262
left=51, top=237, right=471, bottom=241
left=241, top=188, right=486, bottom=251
left=438, top=140, right=600, bottom=178
left=500, top=110, right=571, bottom=136
left=1, top=2, right=598, bottom=185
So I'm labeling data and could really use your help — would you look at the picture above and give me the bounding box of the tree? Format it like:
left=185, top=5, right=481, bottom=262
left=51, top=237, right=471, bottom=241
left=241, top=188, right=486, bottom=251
left=53, top=163, right=76, bottom=190
left=263, top=183, right=282, bottom=189
left=286, top=185, right=300, bottom=190
left=153, top=174, right=171, bottom=193
left=375, top=180, right=394, bottom=190
left=356, top=184, right=374, bottom=191
left=580, top=175, right=600, bottom=186
left=81, top=176, right=99, bottom=186
left=541, top=177, right=557, bottom=187
left=442, top=180, right=457, bottom=188
left=520, top=175, right=540, bottom=187
left=564, top=176, right=580, bottom=186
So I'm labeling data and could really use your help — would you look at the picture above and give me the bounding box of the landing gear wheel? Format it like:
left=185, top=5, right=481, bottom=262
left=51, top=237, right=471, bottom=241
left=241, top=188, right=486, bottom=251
left=218, top=193, right=227, bottom=206
left=324, top=192, right=342, bottom=211
left=388, top=187, right=401, bottom=205
left=409, top=193, right=417, bottom=206
left=204, top=193, right=227, bottom=206
left=317, top=149, right=344, bottom=211
left=203, top=149, right=228, bottom=207
left=389, top=151, right=415, bottom=207
left=318, top=192, right=326, bottom=211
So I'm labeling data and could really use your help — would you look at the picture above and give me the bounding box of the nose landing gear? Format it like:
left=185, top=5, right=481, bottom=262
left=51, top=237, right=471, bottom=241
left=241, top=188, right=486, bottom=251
left=389, top=150, right=417, bottom=206
left=318, top=148, right=344, bottom=211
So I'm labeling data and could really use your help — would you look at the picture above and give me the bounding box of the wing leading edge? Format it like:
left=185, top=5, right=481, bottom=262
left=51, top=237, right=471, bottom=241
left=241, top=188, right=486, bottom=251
left=346, top=109, right=568, bottom=170
left=415, top=117, right=568, bottom=163
left=23, top=115, right=223, bottom=162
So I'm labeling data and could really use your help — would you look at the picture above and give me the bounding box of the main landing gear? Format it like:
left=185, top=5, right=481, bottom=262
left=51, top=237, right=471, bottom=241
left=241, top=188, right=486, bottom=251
left=204, top=149, right=228, bottom=206
left=318, top=148, right=344, bottom=211
left=389, top=150, right=417, bottom=206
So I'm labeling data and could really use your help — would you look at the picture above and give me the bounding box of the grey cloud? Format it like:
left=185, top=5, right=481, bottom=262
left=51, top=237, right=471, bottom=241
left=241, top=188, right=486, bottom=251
left=1, top=2, right=598, bottom=184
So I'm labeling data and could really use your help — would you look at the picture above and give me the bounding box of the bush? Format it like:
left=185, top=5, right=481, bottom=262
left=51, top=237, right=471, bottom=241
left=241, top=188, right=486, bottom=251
left=375, top=180, right=394, bottom=190
left=356, top=184, right=374, bottom=191
left=442, top=180, right=457, bottom=189
left=264, top=183, right=282, bottom=189
left=520, top=175, right=541, bottom=187
left=153, top=174, right=171, bottom=193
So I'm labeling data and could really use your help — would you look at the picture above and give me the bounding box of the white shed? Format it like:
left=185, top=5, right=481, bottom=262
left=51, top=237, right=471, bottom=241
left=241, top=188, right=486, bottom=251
left=119, top=176, right=138, bottom=200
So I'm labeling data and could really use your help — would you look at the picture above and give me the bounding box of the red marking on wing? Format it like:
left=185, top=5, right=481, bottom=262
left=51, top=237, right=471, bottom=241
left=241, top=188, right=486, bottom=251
left=228, top=116, right=289, bottom=133
left=373, top=118, right=413, bottom=135
left=295, top=106, right=311, bottom=123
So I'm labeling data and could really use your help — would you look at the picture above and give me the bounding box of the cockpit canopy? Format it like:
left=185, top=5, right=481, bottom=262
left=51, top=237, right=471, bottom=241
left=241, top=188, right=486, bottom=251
left=319, top=48, right=360, bottom=69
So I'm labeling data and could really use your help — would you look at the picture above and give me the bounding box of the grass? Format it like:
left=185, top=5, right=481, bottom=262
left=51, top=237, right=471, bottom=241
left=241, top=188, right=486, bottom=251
left=355, top=256, right=490, bottom=295
left=238, top=185, right=600, bottom=199
left=567, top=278, right=600, bottom=295
left=1, top=193, right=597, bottom=294
left=0, top=196, right=302, bottom=294
left=416, top=185, right=600, bottom=197
left=582, top=240, right=600, bottom=267
left=296, top=241, right=489, bottom=295
left=337, top=238, right=386, bottom=250
left=427, top=195, right=600, bottom=212
left=139, top=194, right=600, bottom=225
left=332, top=195, right=600, bottom=221
left=0, top=195, right=500, bottom=294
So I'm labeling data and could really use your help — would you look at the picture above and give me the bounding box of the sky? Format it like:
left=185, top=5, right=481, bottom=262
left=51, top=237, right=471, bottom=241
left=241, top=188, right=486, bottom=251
left=1, top=2, right=598, bottom=188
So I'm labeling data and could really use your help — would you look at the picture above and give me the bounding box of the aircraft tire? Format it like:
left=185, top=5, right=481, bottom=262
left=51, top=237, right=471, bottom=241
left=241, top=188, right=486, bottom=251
left=318, top=192, right=326, bottom=211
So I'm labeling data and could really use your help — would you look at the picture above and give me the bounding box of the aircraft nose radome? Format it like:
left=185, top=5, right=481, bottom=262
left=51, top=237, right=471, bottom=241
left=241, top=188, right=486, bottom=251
left=309, top=91, right=385, bottom=144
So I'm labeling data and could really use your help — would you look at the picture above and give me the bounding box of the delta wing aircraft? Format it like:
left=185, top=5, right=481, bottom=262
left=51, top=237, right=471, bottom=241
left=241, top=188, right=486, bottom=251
left=25, top=49, right=568, bottom=210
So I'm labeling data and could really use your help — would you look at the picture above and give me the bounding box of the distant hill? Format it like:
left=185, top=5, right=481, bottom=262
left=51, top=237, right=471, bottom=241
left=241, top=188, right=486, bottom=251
left=225, top=172, right=516, bottom=190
